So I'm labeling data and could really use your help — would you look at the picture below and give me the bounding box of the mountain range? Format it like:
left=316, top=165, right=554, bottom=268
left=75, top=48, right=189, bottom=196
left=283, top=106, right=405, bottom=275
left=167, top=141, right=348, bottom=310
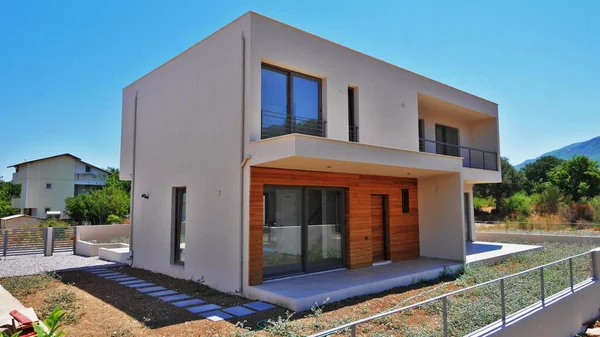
left=515, top=136, right=600, bottom=170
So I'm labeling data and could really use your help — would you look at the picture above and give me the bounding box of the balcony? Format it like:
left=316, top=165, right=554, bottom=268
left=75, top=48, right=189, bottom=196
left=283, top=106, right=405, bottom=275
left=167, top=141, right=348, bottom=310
left=261, top=110, right=325, bottom=140
left=74, top=173, right=107, bottom=186
left=419, top=138, right=498, bottom=171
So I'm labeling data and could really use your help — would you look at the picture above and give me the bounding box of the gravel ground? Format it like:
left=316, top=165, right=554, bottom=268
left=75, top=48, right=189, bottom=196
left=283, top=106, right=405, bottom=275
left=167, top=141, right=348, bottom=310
left=0, top=252, right=122, bottom=278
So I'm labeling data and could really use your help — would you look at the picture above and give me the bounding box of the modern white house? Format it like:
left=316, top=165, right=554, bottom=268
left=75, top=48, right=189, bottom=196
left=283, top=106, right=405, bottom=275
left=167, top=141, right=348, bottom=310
left=120, top=12, right=502, bottom=310
left=9, top=153, right=110, bottom=218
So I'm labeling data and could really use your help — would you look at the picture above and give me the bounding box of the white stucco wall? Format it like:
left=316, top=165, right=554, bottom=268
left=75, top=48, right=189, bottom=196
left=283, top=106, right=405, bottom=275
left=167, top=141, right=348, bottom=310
left=121, top=15, right=250, bottom=293
left=246, top=13, right=498, bottom=154
left=418, top=173, right=465, bottom=261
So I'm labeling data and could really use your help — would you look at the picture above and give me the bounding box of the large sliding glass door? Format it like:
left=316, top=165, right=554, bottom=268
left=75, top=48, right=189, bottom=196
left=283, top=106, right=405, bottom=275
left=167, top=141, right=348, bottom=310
left=263, top=186, right=345, bottom=279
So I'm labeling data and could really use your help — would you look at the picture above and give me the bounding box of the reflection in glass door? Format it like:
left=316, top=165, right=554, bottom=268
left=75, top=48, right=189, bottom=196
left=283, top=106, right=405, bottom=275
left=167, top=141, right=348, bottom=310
left=263, top=186, right=345, bottom=279
left=263, top=188, right=303, bottom=278
left=306, top=189, right=345, bottom=272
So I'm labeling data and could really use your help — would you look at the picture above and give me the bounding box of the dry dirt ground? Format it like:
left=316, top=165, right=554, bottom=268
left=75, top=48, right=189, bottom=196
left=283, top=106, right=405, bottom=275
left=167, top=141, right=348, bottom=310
left=0, top=266, right=460, bottom=337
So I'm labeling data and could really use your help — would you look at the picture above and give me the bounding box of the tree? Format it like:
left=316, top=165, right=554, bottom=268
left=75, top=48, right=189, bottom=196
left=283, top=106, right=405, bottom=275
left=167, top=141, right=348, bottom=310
left=522, top=156, right=564, bottom=194
left=105, top=167, right=131, bottom=195
left=548, top=155, right=600, bottom=201
left=64, top=185, right=130, bottom=225
left=474, top=157, right=526, bottom=212
left=0, top=176, right=20, bottom=218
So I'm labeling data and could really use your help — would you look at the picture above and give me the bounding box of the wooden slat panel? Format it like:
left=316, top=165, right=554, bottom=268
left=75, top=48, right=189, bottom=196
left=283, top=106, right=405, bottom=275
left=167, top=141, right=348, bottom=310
left=249, top=167, right=420, bottom=285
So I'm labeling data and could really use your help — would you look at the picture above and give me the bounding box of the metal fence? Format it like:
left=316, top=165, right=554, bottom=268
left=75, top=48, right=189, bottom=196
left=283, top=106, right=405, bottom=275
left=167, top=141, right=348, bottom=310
left=419, top=138, right=498, bottom=171
left=261, top=109, right=325, bottom=139
left=1, top=227, right=75, bottom=257
left=307, top=250, right=595, bottom=337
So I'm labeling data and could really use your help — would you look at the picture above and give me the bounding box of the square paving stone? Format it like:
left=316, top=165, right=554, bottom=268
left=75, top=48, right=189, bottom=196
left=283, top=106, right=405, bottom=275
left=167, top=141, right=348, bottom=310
left=113, top=277, right=137, bottom=282
left=138, top=286, right=167, bottom=293
left=200, top=310, right=233, bottom=321
left=172, top=299, right=205, bottom=308
left=127, top=282, right=155, bottom=288
left=187, top=304, right=221, bottom=314
left=243, top=301, right=276, bottom=311
left=160, top=294, right=191, bottom=302
left=148, top=290, right=178, bottom=297
left=223, top=306, right=256, bottom=317
left=104, top=274, right=126, bottom=279
left=120, top=279, right=144, bottom=285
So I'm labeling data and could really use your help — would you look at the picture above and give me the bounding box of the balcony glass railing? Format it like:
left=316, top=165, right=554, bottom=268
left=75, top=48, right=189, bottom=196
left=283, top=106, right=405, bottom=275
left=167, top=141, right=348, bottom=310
left=261, top=110, right=325, bottom=139
left=419, top=138, right=498, bottom=171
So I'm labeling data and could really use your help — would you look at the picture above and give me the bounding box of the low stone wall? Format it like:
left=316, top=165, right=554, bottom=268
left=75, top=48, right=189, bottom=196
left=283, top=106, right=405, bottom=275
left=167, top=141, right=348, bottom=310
left=75, top=224, right=130, bottom=256
left=476, top=232, right=600, bottom=244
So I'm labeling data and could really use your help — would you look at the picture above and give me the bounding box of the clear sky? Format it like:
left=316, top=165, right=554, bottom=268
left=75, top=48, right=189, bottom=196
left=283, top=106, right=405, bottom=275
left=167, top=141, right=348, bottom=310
left=1, top=0, right=599, bottom=179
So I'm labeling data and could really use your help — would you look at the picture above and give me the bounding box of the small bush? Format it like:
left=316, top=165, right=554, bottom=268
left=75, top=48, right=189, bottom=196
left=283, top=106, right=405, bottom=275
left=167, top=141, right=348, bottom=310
left=535, top=186, right=562, bottom=214
left=503, top=193, right=533, bottom=218
left=473, top=196, right=496, bottom=211
left=589, top=196, right=600, bottom=223
left=106, top=214, right=122, bottom=224
left=560, top=203, right=596, bottom=224
left=40, top=219, right=70, bottom=228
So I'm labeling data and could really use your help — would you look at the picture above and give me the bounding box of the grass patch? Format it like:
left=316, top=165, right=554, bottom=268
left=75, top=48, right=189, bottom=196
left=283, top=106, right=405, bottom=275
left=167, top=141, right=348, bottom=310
left=0, top=273, right=59, bottom=296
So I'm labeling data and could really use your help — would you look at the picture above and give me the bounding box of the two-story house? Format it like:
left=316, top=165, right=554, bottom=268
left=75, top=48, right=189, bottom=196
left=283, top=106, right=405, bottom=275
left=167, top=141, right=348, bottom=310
left=119, top=12, right=501, bottom=310
left=9, top=153, right=110, bottom=218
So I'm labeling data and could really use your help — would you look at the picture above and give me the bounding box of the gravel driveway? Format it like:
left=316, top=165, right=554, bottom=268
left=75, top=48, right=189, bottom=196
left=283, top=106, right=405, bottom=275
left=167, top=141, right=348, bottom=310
left=0, top=252, right=122, bottom=278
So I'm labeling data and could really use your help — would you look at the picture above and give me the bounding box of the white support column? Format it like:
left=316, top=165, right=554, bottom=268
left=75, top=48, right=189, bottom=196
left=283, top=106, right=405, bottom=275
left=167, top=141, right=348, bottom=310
left=44, top=227, right=54, bottom=257
left=591, top=248, right=600, bottom=280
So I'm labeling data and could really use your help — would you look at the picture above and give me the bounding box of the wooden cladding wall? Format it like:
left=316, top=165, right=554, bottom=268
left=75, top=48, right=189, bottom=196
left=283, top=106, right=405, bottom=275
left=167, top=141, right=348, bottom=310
left=249, top=167, right=419, bottom=286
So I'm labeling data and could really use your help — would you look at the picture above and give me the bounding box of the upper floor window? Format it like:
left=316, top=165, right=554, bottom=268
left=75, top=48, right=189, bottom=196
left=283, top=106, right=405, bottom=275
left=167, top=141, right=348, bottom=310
left=46, top=183, right=52, bottom=189
left=261, top=64, right=322, bottom=139
left=85, top=165, right=91, bottom=173
left=348, top=87, right=358, bottom=142
left=435, top=124, right=459, bottom=157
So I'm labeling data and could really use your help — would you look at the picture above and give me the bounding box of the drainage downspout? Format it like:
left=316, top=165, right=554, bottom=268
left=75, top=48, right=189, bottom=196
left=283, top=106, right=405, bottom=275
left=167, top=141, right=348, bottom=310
left=128, top=92, right=138, bottom=266
left=239, top=31, right=247, bottom=294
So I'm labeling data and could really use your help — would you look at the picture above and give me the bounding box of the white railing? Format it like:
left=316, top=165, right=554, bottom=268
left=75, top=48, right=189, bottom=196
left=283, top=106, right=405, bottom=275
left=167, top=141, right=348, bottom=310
left=307, top=249, right=598, bottom=337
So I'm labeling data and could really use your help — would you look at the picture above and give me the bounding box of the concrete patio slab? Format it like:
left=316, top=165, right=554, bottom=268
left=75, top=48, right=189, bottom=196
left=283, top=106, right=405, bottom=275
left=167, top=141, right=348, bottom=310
left=246, top=257, right=461, bottom=312
left=137, top=286, right=166, bottom=293
left=243, top=301, right=276, bottom=311
left=148, top=290, right=178, bottom=297
left=187, top=304, right=221, bottom=313
left=172, top=299, right=205, bottom=308
left=160, top=294, right=191, bottom=302
left=223, top=306, right=255, bottom=317
left=127, top=282, right=155, bottom=288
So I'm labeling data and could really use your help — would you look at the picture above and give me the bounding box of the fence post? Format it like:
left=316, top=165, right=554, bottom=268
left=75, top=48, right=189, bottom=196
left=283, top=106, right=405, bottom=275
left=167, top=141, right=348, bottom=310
left=569, top=258, right=574, bottom=292
left=590, top=248, right=600, bottom=280
left=3, top=230, right=7, bottom=257
left=540, top=266, right=545, bottom=307
left=44, top=227, right=54, bottom=257
left=500, top=278, right=506, bottom=326
left=72, top=226, right=78, bottom=255
left=442, top=296, right=448, bottom=337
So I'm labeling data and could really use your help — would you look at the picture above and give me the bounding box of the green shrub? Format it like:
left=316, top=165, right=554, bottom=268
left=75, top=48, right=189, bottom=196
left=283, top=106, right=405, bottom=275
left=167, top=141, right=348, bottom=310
left=535, top=186, right=562, bottom=214
left=40, top=219, right=70, bottom=228
left=106, top=214, right=122, bottom=224
left=503, top=193, right=532, bottom=218
left=589, top=196, right=600, bottom=223
left=473, top=196, right=496, bottom=211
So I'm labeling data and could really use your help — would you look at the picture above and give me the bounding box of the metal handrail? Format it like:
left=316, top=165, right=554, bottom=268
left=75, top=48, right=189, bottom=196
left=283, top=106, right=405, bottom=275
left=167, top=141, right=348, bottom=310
left=306, top=250, right=593, bottom=337
left=261, top=109, right=325, bottom=138
left=419, top=137, right=499, bottom=171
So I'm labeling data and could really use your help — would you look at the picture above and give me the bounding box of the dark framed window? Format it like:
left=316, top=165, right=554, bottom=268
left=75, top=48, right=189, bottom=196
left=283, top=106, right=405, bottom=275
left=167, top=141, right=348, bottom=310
left=435, top=124, right=459, bottom=157
left=263, top=186, right=345, bottom=279
left=261, top=64, right=323, bottom=139
left=401, top=189, right=410, bottom=214
left=348, top=87, right=358, bottom=142
left=172, top=187, right=187, bottom=266
left=46, top=183, right=52, bottom=189
left=85, top=165, right=91, bottom=173
left=44, top=207, right=51, bottom=214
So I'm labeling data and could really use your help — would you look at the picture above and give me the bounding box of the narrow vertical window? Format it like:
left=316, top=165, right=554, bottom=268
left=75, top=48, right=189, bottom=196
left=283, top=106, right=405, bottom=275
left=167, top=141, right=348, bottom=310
left=348, top=87, right=358, bottom=142
left=401, top=189, right=410, bottom=214
left=85, top=165, right=91, bottom=173
left=173, top=187, right=187, bottom=265
left=418, top=119, right=425, bottom=152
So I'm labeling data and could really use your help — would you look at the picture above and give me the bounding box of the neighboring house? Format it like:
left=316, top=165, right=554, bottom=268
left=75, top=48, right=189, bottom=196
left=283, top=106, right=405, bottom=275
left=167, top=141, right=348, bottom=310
left=8, top=154, right=109, bottom=218
left=120, top=12, right=501, bottom=307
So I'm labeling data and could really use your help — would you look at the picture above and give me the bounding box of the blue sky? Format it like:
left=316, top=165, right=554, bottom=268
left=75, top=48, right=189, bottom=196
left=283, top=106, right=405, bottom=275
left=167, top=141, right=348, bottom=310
left=1, top=0, right=599, bottom=179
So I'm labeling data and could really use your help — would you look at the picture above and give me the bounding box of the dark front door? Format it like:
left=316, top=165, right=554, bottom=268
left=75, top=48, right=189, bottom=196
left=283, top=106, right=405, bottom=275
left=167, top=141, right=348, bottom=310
left=371, top=195, right=387, bottom=262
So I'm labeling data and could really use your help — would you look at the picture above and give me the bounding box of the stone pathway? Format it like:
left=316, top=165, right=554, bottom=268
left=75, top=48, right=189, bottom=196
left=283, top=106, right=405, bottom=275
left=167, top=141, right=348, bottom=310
left=83, top=267, right=276, bottom=322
